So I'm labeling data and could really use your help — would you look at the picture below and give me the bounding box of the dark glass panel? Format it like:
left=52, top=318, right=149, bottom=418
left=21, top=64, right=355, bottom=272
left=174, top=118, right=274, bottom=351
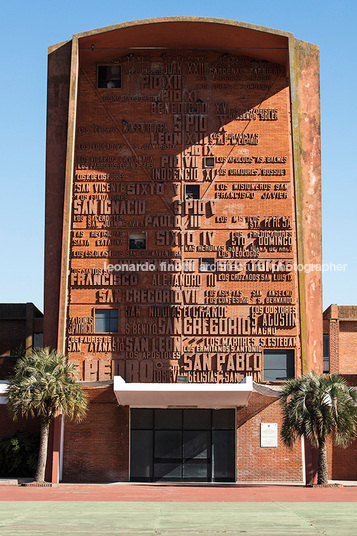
left=130, top=409, right=236, bottom=483
left=130, top=430, right=153, bottom=481
left=185, top=185, right=200, bottom=199
left=154, top=463, right=182, bottom=480
left=131, top=409, right=153, bottom=430
left=155, top=409, right=182, bottom=429
left=212, top=409, right=235, bottom=430
left=183, top=409, right=211, bottom=430
left=154, top=431, right=182, bottom=459
left=263, top=350, right=294, bottom=381
left=183, top=462, right=209, bottom=479
left=94, top=309, right=118, bottom=333
left=183, top=431, right=210, bottom=459
left=212, top=430, right=235, bottom=481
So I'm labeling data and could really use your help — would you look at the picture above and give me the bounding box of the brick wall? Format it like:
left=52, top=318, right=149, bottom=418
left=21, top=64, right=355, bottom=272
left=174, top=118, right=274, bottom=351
left=0, top=320, right=25, bottom=356
left=338, top=321, right=357, bottom=375
left=62, top=388, right=304, bottom=483
left=236, top=392, right=303, bottom=482
left=324, top=306, right=357, bottom=376
left=62, top=385, right=129, bottom=482
left=63, top=38, right=302, bottom=384
left=330, top=440, right=357, bottom=480
left=0, top=405, right=40, bottom=438
left=47, top=20, right=323, bottom=483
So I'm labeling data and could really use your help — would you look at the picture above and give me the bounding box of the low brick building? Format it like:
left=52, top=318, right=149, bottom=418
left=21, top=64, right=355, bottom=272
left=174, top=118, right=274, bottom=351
left=323, top=305, right=357, bottom=376
left=323, top=305, right=357, bottom=480
left=0, top=302, right=43, bottom=377
left=0, top=303, right=43, bottom=450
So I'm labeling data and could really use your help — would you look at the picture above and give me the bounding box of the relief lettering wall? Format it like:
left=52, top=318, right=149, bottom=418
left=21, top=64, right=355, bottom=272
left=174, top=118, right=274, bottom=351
left=66, top=50, right=301, bottom=382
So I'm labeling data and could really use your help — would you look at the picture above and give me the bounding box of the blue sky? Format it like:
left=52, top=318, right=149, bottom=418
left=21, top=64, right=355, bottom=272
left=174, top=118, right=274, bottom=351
left=1, top=0, right=356, bottom=311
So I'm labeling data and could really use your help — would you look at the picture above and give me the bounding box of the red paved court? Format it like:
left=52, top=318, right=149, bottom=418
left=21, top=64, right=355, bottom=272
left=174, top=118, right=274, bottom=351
left=1, top=483, right=357, bottom=502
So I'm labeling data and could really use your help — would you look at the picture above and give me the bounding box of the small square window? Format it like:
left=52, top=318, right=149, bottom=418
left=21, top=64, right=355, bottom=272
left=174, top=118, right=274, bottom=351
left=129, top=233, right=146, bottom=250
left=200, top=258, right=215, bottom=272
left=185, top=185, right=200, bottom=200
left=263, top=350, right=294, bottom=381
left=95, top=309, right=118, bottom=333
left=205, top=157, right=215, bottom=167
left=98, top=65, right=121, bottom=88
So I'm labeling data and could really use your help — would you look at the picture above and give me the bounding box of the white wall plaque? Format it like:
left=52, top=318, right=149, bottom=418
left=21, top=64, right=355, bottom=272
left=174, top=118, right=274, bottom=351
left=260, top=423, right=278, bottom=447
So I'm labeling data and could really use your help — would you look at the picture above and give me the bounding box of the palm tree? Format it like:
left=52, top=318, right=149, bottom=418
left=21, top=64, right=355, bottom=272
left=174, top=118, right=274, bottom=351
left=280, top=373, right=357, bottom=485
left=6, top=348, right=87, bottom=482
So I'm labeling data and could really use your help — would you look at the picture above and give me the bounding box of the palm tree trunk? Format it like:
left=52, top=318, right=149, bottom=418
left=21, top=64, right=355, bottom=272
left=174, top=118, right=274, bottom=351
left=35, top=421, right=50, bottom=482
left=317, top=438, right=328, bottom=485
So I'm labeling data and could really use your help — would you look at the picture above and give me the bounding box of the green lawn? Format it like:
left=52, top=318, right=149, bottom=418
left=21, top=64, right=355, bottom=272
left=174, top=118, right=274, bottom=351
left=1, top=502, right=357, bottom=535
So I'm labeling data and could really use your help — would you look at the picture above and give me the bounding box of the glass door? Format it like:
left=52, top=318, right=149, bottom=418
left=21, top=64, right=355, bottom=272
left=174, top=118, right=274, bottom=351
left=130, top=408, right=235, bottom=482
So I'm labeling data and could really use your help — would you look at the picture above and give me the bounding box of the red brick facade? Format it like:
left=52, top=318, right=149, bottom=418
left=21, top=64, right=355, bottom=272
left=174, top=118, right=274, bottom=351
left=0, top=303, right=43, bottom=448
left=45, top=18, right=322, bottom=483
left=0, top=303, right=43, bottom=361
left=323, top=305, right=357, bottom=480
left=0, top=406, right=40, bottom=439
left=63, top=386, right=129, bottom=482
left=323, top=306, right=357, bottom=375
left=236, top=393, right=303, bottom=482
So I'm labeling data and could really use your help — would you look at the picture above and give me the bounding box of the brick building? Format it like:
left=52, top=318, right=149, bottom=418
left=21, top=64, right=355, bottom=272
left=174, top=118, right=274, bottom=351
left=45, top=18, right=322, bottom=483
left=0, top=304, right=43, bottom=443
left=323, top=305, right=357, bottom=377
left=0, top=303, right=43, bottom=377
left=322, top=305, right=357, bottom=480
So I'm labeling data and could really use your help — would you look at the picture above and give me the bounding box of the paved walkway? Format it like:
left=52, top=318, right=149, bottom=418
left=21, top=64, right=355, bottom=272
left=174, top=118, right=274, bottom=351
left=0, top=484, right=356, bottom=535
left=1, top=482, right=357, bottom=502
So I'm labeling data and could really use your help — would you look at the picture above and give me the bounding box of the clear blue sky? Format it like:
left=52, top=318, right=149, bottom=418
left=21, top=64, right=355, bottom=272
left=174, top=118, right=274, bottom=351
left=1, top=0, right=356, bottom=311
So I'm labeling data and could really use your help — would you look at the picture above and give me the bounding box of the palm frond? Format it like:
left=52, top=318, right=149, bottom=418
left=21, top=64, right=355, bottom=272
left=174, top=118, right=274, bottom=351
left=7, top=347, right=88, bottom=424
left=280, top=372, right=357, bottom=449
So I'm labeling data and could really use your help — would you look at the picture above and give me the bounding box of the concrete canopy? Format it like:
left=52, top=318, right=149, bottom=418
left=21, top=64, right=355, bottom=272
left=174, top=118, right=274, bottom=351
left=113, top=376, right=253, bottom=409
left=73, top=17, right=291, bottom=67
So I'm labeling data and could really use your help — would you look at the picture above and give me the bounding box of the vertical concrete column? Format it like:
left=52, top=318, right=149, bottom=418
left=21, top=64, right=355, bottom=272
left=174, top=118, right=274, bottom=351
left=290, top=39, right=322, bottom=374
left=45, top=415, right=62, bottom=483
left=44, top=41, right=72, bottom=350
left=304, top=439, right=319, bottom=485
left=44, top=40, right=73, bottom=483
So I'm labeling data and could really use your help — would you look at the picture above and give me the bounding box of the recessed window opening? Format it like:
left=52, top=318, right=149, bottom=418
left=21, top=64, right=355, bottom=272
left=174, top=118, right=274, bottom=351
left=185, top=185, right=200, bottom=200
left=129, top=233, right=146, bottom=250
left=98, top=65, right=121, bottom=88
left=200, top=258, right=216, bottom=272
left=95, top=309, right=118, bottom=333
left=263, top=350, right=294, bottom=381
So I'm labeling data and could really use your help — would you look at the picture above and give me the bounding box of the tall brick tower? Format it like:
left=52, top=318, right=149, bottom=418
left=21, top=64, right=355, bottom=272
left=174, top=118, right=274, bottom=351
left=45, top=18, right=321, bottom=483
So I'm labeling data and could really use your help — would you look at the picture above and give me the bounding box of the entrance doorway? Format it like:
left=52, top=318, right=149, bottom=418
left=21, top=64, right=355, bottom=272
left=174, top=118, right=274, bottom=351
left=130, top=408, right=235, bottom=482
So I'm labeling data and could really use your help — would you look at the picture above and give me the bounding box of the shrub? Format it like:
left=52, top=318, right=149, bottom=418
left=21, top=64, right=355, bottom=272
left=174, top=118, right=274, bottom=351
left=0, top=430, right=40, bottom=477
